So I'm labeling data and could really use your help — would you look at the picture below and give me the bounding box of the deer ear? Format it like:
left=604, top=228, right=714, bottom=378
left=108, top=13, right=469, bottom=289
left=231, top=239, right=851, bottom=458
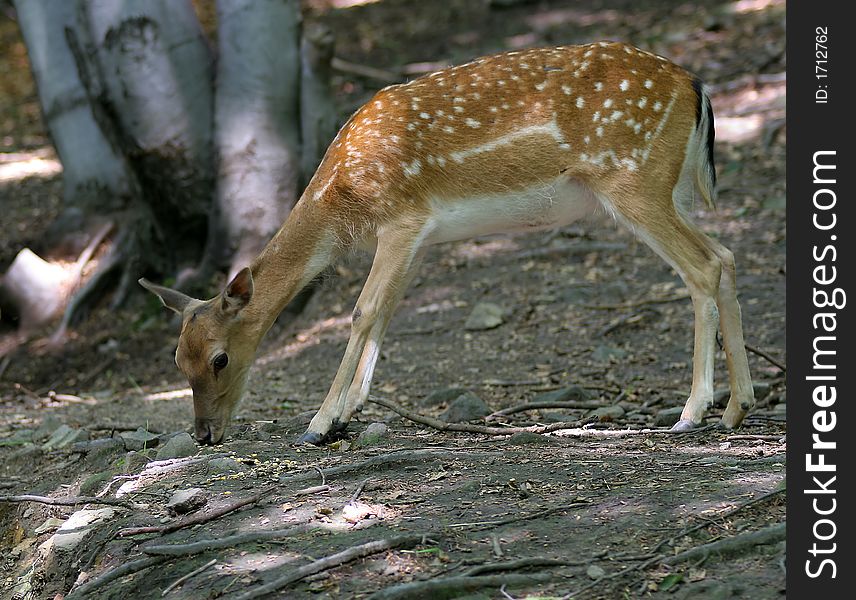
left=139, top=279, right=196, bottom=315
left=222, top=267, right=254, bottom=315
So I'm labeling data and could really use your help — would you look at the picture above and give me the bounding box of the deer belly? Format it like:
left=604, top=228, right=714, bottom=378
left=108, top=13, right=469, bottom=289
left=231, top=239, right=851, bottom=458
left=423, top=177, right=598, bottom=245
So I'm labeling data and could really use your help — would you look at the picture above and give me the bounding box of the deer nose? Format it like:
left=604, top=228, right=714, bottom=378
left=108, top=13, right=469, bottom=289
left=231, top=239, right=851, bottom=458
left=194, top=419, right=214, bottom=445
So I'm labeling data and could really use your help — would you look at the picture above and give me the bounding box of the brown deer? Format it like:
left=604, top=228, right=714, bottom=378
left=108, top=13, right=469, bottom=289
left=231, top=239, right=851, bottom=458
left=141, top=41, right=754, bottom=445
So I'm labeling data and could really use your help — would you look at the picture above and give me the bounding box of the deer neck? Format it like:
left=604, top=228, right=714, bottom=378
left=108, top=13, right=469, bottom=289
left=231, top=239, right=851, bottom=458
left=244, top=202, right=335, bottom=340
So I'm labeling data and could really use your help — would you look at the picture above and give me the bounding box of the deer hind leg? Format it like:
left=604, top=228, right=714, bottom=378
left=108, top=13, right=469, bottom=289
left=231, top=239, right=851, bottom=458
left=606, top=196, right=723, bottom=431
left=297, top=223, right=425, bottom=444
left=707, top=240, right=755, bottom=428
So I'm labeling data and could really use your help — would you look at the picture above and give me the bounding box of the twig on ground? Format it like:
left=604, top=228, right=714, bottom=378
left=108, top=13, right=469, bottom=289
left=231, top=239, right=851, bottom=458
left=727, top=434, right=785, bottom=442
left=663, top=522, right=785, bottom=565
left=349, top=478, right=372, bottom=504
left=0, top=494, right=138, bottom=508
left=118, top=486, right=275, bottom=538
left=366, top=573, right=554, bottom=600
left=161, top=558, right=217, bottom=596
left=294, top=484, right=331, bottom=496
left=67, top=556, right=171, bottom=599
left=743, top=344, right=786, bottom=372
left=370, top=395, right=584, bottom=436
left=232, top=534, right=428, bottom=600
left=582, top=294, right=690, bottom=310
left=144, top=523, right=315, bottom=556
left=487, top=400, right=608, bottom=420
left=448, top=502, right=589, bottom=530
left=280, top=449, right=477, bottom=486
left=314, top=465, right=327, bottom=486
left=464, top=556, right=588, bottom=576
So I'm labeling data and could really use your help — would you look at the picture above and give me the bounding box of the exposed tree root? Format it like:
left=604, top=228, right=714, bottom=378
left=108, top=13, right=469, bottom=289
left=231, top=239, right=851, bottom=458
left=232, top=534, right=429, bottom=600
left=367, top=573, right=555, bottom=600
left=663, top=522, right=785, bottom=565
left=369, top=396, right=585, bottom=436
left=66, top=556, right=171, bottom=600
left=118, top=486, right=275, bottom=538
left=143, top=523, right=315, bottom=557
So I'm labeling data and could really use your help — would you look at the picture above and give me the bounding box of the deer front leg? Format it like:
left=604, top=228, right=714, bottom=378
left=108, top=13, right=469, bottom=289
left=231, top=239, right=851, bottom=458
left=297, top=226, right=424, bottom=445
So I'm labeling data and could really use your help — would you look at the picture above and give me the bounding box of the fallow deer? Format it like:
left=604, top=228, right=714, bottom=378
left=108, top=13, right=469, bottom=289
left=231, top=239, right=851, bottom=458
left=141, top=41, right=755, bottom=445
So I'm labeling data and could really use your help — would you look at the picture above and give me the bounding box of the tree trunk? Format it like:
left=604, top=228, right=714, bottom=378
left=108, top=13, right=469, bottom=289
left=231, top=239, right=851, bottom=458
left=81, top=0, right=214, bottom=268
left=13, top=0, right=136, bottom=250
left=214, top=0, right=302, bottom=278
left=300, top=22, right=338, bottom=185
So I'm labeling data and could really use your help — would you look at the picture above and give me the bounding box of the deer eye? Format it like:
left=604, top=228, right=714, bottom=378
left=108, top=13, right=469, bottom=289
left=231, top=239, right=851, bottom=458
left=213, top=353, right=229, bottom=373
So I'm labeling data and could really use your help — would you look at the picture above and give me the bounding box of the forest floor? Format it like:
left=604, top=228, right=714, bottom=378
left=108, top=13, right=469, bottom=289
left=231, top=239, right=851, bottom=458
left=0, top=1, right=786, bottom=599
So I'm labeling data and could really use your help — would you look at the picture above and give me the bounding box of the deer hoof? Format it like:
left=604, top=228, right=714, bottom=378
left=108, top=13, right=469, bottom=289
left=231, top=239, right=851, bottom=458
left=669, top=419, right=697, bottom=432
left=296, top=430, right=324, bottom=445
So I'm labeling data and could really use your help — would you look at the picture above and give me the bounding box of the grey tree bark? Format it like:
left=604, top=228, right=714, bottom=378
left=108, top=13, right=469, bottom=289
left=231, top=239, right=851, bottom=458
left=2, top=0, right=339, bottom=340
left=214, top=0, right=302, bottom=278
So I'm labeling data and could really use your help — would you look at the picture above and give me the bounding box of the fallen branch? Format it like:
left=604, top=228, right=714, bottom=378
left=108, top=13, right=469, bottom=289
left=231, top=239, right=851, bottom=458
left=663, top=522, right=785, bottom=565
left=144, top=523, right=315, bottom=556
left=487, top=400, right=608, bottom=420
left=294, top=484, right=331, bottom=496
left=0, top=494, right=138, bottom=508
left=118, top=486, right=275, bottom=537
left=232, top=534, right=428, bottom=600
left=67, top=556, right=170, bottom=599
left=280, top=449, right=471, bottom=486
left=464, top=556, right=588, bottom=576
left=162, top=558, right=217, bottom=596
left=367, top=573, right=554, bottom=600
left=582, top=293, right=690, bottom=310
left=743, top=344, right=786, bottom=372
left=370, top=395, right=584, bottom=436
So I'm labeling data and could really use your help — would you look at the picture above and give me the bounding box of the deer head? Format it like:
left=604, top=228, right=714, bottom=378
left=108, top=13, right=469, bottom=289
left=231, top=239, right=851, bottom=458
left=139, top=268, right=257, bottom=444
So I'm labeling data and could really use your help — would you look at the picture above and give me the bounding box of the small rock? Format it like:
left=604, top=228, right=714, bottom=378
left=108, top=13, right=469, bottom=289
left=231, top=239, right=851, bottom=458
left=422, top=387, right=470, bottom=407
left=464, top=302, right=505, bottom=331
left=119, top=428, right=160, bottom=452
left=208, top=457, right=247, bottom=474
left=506, top=431, right=555, bottom=446
left=52, top=508, right=115, bottom=552
left=42, top=425, right=89, bottom=450
left=354, top=422, right=389, bottom=448
left=73, top=436, right=124, bottom=454
left=772, top=402, right=786, bottom=413
left=34, top=518, right=65, bottom=535
left=155, top=432, right=197, bottom=460
left=654, top=406, right=685, bottom=427
left=589, top=405, right=625, bottom=422
left=440, top=392, right=491, bottom=423
left=532, top=385, right=590, bottom=403
left=32, top=416, right=63, bottom=442
left=587, top=564, right=606, bottom=579
left=166, top=488, right=207, bottom=515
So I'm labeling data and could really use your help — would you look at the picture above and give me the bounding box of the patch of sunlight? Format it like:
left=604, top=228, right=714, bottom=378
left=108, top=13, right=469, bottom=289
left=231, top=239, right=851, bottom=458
left=330, top=0, right=381, bottom=8
left=0, top=150, right=62, bottom=183
left=715, top=115, right=765, bottom=143
left=525, top=7, right=620, bottom=30
left=453, top=237, right=520, bottom=261
left=257, top=314, right=351, bottom=366
left=144, top=388, right=192, bottom=401
left=731, top=0, right=783, bottom=14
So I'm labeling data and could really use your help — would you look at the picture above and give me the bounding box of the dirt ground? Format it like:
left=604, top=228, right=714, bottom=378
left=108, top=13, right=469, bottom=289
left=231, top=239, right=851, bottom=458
left=0, top=0, right=786, bottom=598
